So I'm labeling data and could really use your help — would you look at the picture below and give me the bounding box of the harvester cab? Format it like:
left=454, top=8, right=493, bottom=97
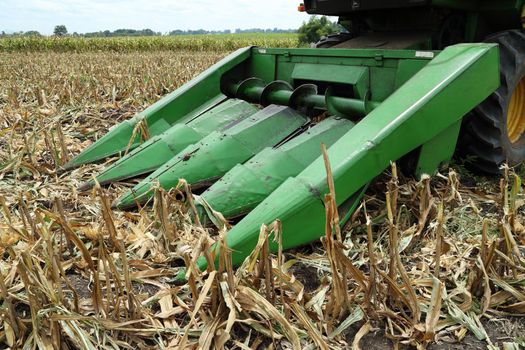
left=64, top=0, right=525, bottom=275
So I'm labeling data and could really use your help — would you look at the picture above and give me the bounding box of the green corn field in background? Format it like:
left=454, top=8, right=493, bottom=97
left=0, top=33, right=300, bottom=52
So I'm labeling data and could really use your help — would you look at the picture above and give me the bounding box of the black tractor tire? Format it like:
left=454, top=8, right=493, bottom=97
left=461, top=30, right=525, bottom=173
left=315, top=33, right=353, bottom=48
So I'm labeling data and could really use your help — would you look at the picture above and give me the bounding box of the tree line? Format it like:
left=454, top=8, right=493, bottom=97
left=1, top=26, right=297, bottom=38
left=1, top=17, right=339, bottom=45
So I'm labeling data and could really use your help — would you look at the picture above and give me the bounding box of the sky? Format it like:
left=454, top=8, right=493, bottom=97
left=0, top=0, right=310, bottom=34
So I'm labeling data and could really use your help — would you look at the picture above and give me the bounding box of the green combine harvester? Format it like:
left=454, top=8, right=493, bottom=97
left=65, top=1, right=525, bottom=273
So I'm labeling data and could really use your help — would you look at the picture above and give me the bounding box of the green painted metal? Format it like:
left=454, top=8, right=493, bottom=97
left=67, top=47, right=434, bottom=174
left=64, top=42, right=501, bottom=282
left=415, top=120, right=462, bottom=177
left=78, top=99, right=258, bottom=190
left=62, top=47, right=253, bottom=170
left=73, top=47, right=436, bottom=193
left=224, top=78, right=380, bottom=119
left=198, top=116, right=355, bottom=223
left=113, top=105, right=308, bottom=209
left=189, top=43, right=499, bottom=273
left=291, top=64, right=369, bottom=98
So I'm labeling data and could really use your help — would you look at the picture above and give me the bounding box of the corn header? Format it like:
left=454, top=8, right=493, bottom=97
left=63, top=0, right=525, bottom=275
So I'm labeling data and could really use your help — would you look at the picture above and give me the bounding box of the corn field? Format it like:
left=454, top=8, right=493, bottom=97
left=1, top=46, right=525, bottom=349
left=0, top=34, right=299, bottom=53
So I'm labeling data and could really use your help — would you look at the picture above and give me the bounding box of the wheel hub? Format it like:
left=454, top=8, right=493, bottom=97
left=507, top=75, right=525, bottom=144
